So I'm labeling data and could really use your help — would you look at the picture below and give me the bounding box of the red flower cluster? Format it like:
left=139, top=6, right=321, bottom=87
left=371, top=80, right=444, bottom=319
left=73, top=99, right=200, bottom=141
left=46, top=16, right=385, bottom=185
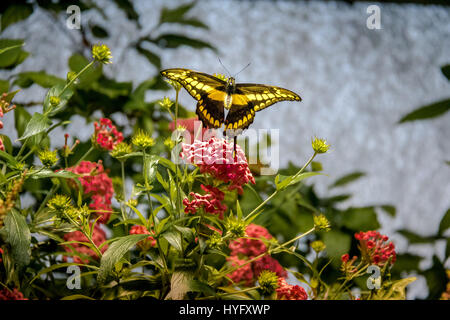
left=183, top=184, right=227, bottom=219
left=227, top=224, right=287, bottom=285
left=93, top=118, right=123, bottom=150
left=130, top=225, right=157, bottom=251
left=0, top=288, right=27, bottom=300
left=63, top=224, right=108, bottom=264
left=276, top=278, right=308, bottom=300
left=355, top=231, right=396, bottom=266
left=181, top=138, right=255, bottom=194
left=66, top=161, right=113, bottom=224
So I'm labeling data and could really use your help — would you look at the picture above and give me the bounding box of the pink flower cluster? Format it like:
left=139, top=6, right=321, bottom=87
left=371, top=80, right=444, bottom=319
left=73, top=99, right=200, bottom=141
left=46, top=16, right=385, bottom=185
left=276, top=278, right=308, bottom=300
left=355, top=230, right=396, bottom=266
left=63, top=224, right=108, bottom=264
left=0, top=288, right=27, bottom=300
left=93, top=118, right=123, bottom=150
left=66, top=160, right=114, bottom=224
left=130, top=225, right=157, bottom=251
left=183, top=184, right=227, bottom=219
left=181, top=138, right=255, bottom=194
left=227, top=224, right=287, bottom=286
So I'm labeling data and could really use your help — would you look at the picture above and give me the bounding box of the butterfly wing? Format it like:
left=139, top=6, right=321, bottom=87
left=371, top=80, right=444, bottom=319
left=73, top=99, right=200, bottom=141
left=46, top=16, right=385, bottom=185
left=224, top=84, right=301, bottom=130
left=160, top=68, right=226, bottom=128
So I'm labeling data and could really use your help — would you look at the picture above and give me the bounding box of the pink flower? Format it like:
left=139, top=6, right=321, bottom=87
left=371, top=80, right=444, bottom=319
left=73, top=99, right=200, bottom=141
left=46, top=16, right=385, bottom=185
left=0, top=136, right=4, bottom=152
left=226, top=256, right=254, bottom=286
left=130, top=225, right=156, bottom=251
left=355, top=231, right=396, bottom=266
left=183, top=184, right=227, bottom=219
left=181, top=137, right=255, bottom=194
left=276, top=278, right=308, bottom=300
left=229, top=224, right=273, bottom=257
left=0, top=288, right=27, bottom=300
left=93, top=118, right=124, bottom=150
left=66, top=161, right=113, bottom=224
left=63, top=224, right=108, bottom=264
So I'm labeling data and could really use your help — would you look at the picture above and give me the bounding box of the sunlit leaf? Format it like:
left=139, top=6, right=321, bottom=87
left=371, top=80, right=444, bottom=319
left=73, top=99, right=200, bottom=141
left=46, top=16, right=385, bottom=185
left=399, top=98, right=450, bottom=123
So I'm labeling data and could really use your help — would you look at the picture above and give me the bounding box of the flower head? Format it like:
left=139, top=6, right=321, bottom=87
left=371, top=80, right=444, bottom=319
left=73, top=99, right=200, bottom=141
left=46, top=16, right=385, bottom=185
left=311, top=137, right=330, bottom=154
left=38, top=149, right=59, bottom=167
left=49, top=96, right=60, bottom=107
left=311, top=240, right=326, bottom=253
left=92, top=44, right=112, bottom=64
left=276, top=278, right=308, bottom=300
left=132, top=130, right=155, bottom=149
left=181, top=137, right=255, bottom=194
left=92, top=118, right=124, bottom=151
left=0, top=288, right=27, bottom=300
left=158, top=96, right=174, bottom=111
left=47, top=194, right=72, bottom=213
left=355, top=230, right=396, bottom=266
left=183, top=184, right=227, bottom=219
left=313, top=214, right=331, bottom=232
left=0, top=137, right=4, bottom=152
left=258, top=270, right=279, bottom=295
left=62, top=133, right=80, bottom=158
left=226, top=256, right=254, bottom=286
left=110, top=141, right=132, bottom=159
left=229, top=224, right=273, bottom=257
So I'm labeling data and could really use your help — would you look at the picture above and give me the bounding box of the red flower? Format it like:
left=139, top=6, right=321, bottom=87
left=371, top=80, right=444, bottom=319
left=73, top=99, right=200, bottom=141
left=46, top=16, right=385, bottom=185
left=63, top=224, right=108, bottom=264
left=181, top=137, right=255, bottom=194
left=66, top=161, right=114, bottom=224
left=276, top=278, right=308, bottom=300
left=253, top=255, right=287, bottom=279
left=130, top=225, right=156, bottom=251
left=226, top=256, right=254, bottom=286
left=0, top=247, right=3, bottom=263
left=229, top=224, right=273, bottom=257
left=341, top=253, right=350, bottom=263
left=0, top=288, right=27, bottom=300
left=183, top=184, right=227, bottom=219
left=355, top=231, right=396, bottom=266
left=93, top=118, right=124, bottom=150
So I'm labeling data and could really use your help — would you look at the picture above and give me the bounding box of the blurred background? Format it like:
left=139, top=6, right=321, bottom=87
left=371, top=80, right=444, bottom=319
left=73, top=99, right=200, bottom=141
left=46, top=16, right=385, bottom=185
left=0, top=0, right=449, bottom=299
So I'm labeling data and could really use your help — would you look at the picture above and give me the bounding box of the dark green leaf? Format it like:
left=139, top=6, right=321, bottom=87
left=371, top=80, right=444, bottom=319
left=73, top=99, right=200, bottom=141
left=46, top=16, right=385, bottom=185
left=441, top=64, right=450, bottom=81
left=329, top=171, right=365, bottom=189
left=151, top=34, right=216, bottom=51
left=1, top=209, right=31, bottom=266
left=144, top=154, right=159, bottom=183
left=0, top=149, right=17, bottom=167
left=0, top=79, right=9, bottom=93
left=14, top=106, right=31, bottom=137
left=380, top=205, right=396, bottom=217
left=159, top=2, right=195, bottom=24
left=90, top=25, right=109, bottom=38
left=1, top=4, right=33, bottom=31
left=342, top=207, right=380, bottom=231
left=113, top=0, right=139, bottom=22
left=397, top=229, right=437, bottom=244
left=438, top=209, right=450, bottom=236
left=97, top=234, right=149, bottom=283
left=14, top=71, right=65, bottom=88
left=0, top=39, right=29, bottom=69
left=162, top=231, right=183, bottom=252
left=391, top=253, right=422, bottom=274
left=399, top=98, right=450, bottom=123
left=322, top=230, right=351, bottom=264
left=18, top=112, right=51, bottom=141
left=421, top=255, right=446, bottom=299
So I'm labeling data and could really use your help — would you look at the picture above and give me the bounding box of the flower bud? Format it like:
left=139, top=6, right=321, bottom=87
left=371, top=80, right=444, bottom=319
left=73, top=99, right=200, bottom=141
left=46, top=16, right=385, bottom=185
left=92, top=44, right=112, bottom=64
left=311, top=137, right=330, bottom=154
left=311, top=240, right=326, bottom=253
left=257, top=270, right=279, bottom=295
left=38, top=149, right=59, bottom=167
left=49, top=96, right=60, bottom=107
left=158, top=96, right=174, bottom=111
left=313, top=214, right=331, bottom=232
left=110, top=142, right=132, bottom=159
left=131, top=130, right=155, bottom=149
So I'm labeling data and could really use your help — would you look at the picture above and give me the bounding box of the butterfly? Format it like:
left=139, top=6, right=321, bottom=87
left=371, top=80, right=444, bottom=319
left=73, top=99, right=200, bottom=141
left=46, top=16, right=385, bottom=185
left=160, top=68, right=302, bottom=134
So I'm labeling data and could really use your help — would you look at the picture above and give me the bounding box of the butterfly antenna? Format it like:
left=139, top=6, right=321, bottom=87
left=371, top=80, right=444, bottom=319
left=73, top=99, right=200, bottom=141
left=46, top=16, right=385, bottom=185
left=218, top=57, right=232, bottom=78
left=233, top=136, right=237, bottom=162
left=233, top=62, right=251, bottom=78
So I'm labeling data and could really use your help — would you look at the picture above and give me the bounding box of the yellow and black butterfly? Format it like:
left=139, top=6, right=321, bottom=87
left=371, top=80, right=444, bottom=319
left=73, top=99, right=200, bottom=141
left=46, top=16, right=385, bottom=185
left=160, top=68, right=301, bottom=134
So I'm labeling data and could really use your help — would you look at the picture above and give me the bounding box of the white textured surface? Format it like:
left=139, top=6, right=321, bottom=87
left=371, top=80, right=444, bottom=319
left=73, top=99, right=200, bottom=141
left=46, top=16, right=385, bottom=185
left=1, top=0, right=449, bottom=298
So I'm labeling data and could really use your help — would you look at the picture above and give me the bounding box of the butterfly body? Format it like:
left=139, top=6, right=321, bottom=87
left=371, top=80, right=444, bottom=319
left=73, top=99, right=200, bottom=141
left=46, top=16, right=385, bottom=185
left=160, top=68, right=301, bottom=133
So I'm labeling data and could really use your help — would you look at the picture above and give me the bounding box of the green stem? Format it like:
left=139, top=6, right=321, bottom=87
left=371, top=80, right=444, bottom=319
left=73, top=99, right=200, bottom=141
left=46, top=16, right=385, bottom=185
left=74, top=146, right=95, bottom=167
left=120, top=160, right=128, bottom=235
left=59, top=61, right=94, bottom=98
left=36, top=184, right=59, bottom=215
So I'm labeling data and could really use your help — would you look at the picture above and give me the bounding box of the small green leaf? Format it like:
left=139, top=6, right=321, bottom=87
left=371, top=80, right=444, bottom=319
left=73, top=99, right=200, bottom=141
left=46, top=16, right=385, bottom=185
left=97, top=234, right=149, bottom=283
left=342, top=207, right=380, bottom=231
left=14, top=71, right=65, bottom=88
left=144, top=154, right=159, bottom=184
left=151, top=33, right=216, bottom=51
left=438, top=209, right=450, bottom=236
left=397, top=229, right=437, bottom=244
left=162, top=231, right=183, bottom=252
left=0, top=39, right=29, bottom=69
left=441, top=64, right=450, bottom=81
left=18, top=112, right=51, bottom=141
left=1, top=209, right=31, bottom=267
left=275, top=172, right=324, bottom=190
left=14, top=106, right=32, bottom=138
left=1, top=4, right=33, bottom=31
left=159, top=2, right=196, bottom=24
left=329, top=171, right=365, bottom=189
left=380, top=205, right=396, bottom=217
left=90, top=25, right=109, bottom=38
left=29, top=169, right=78, bottom=180
left=399, top=98, right=450, bottom=123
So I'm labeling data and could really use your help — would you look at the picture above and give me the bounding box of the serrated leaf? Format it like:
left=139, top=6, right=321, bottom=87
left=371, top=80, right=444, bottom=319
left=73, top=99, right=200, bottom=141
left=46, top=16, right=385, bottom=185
left=18, top=112, right=51, bottom=141
left=97, top=234, right=149, bottom=283
left=329, top=171, right=365, bottom=189
left=399, top=98, right=450, bottom=123
left=1, top=209, right=31, bottom=267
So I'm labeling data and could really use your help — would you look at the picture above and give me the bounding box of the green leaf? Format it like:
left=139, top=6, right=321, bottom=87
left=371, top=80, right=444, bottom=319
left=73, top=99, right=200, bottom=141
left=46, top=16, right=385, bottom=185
left=275, top=172, right=324, bottom=191
left=161, top=231, right=183, bottom=252
left=151, top=33, right=216, bottom=51
left=14, top=106, right=31, bottom=138
left=144, top=154, right=159, bottom=184
left=29, top=169, right=79, bottom=180
left=329, top=171, right=365, bottom=189
left=43, top=84, right=74, bottom=116
left=0, top=149, right=18, bottom=167
left=438, top=209, right=450, bottom=236
left=1, top=4, right=33, bottom=31
left=397, top=229, right=437, bottom=244
left=1, top=209, right=31, bottom=267
left=0, top=79, right=9, bottom=93
left=90, top=25, right=109, bottom=38
left=68, top=53, right=102, bottom=86
left=18, top=112, right=51, bottom=141
left=322, top=230, right=351, bottom=264
left=399, top=98, right=450, bottom=123
left=379, top=205, right=396, bottom=217
left=391, top=253, right=422, bottom=274
left=441, top=64, right=450, bottom=81
left=14, top=71, right=65, bottom=88
left=421, top=255, right=446, bottom=299
left=136, top=45, right=161, bottom=68
left=341, top=207, right=380, bottom=231
left=97, top=234, right=149, bottom=283
left=0, top=39, right=29, bottom=69
left=159, top=2, right=195, bottom=24
left=113, top=0, right=139, bottom=22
